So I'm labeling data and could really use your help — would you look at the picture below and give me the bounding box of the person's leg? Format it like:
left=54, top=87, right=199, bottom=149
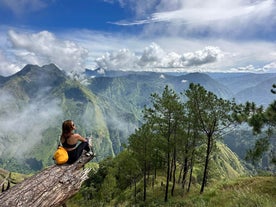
left=67, top=141, right=91, bottom=164
left=75, top=141, right=90, bottom=157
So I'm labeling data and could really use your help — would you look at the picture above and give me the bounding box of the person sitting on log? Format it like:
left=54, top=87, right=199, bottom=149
left=60, top=120, right=93, bottom=164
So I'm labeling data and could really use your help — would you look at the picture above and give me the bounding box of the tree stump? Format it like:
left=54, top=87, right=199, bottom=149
left=0, top=153, right=94, bottom=207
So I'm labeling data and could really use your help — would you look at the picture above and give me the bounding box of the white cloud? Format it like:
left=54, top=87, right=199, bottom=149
left=138, top=43, right=166, bottom=67
left=0, top=50, right=22, bottom=76
left=231, top=64, right=259, bottom=73
left=112, top=0, right=276, bottom=38
left=0, top=89, right=62, bottom=157
left=180, top=46, right=223, bottom=66
left=95, top=48, right=139, bottom=70
left=263, top=62, right=276, bottom=72
left=7, top=30, right=88, bottom=74
left=62, top=30, right=147, bottom=68
left=94, top=42, right=224, bottom=72
left=97, top=68, right=106, bottom=75
left=0, top=0, right=47, bottom=16
left=230, top=62, right=276, bottom=73
left=0, top=28, right=276, bottom=76
left=89, top=36, right=276, bottom=73
left=151, top=0, right=273, bottom=23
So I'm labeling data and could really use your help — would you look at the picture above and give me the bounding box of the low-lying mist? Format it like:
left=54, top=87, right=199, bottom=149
left=0, top=89, right=62, bottom=159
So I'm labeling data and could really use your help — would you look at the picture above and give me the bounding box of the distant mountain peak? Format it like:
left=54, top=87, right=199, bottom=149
left=12, top=63, right=62, bottom=78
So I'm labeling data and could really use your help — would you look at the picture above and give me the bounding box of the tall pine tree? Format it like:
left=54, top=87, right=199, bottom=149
left=143, top=85, right=184, bottom=202
left=184, top=83, right=235, bottom=193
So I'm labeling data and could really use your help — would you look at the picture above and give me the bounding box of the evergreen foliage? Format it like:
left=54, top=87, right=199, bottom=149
left=239, top=84, right=276, bottom=166
left=184, top=83, right=238, bottom=193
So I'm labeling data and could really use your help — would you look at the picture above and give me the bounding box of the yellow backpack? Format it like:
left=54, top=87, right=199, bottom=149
left=53, top=146, right=69, bottom=165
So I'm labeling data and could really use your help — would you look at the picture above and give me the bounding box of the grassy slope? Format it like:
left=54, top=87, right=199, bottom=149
left=176, top=176, right=276, bottom=207
left=107, top=176, right=275, bottom=207
left=107, top=143, right=261, bottom=207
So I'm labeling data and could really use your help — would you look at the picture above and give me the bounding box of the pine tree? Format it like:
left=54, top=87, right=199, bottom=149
left=143, top=85, right=184, bottom=202
left=128, top=124, right=153, bottom=202
left=184, top=83, right=235, bottom=193
left=244, top=84, right=276, bottom=166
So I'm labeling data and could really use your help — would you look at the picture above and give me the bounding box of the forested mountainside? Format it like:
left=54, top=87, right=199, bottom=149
left=0, top=64, right=275, bottom=173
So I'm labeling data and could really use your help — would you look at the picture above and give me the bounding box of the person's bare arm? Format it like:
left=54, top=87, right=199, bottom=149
left=74, top=134, right=87, bottom=142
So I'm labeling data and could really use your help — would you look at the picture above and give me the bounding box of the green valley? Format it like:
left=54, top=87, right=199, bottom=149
left=0, top=64, right=275, bottom=206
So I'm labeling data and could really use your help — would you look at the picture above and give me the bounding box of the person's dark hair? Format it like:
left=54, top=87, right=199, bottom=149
left=61, top=120, right=74, bottom=140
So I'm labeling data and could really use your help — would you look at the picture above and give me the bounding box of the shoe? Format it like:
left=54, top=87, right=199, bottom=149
left=86, top=151, right=94, bottom=157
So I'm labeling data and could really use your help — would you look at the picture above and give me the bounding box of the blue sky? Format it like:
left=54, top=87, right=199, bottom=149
left=0, top=0, right=276, bottom=76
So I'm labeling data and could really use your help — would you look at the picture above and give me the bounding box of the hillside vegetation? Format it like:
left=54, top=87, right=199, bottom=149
left=67, top=82, right=274, bottom=206
left=133, top=176, right=275, bottom=207
left=67, top=143, right=275, bottom=207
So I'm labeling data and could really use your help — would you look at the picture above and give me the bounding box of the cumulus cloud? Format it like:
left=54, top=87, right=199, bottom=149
left=95, top=48, right=139, bottom=70
left=181, top=46, right=223, bottom=66
left=7, top=30, right=88, bottom=74
left=1, top=28, right=275, bottom=75
left=95, top=42, right=223, bottom=71
left=138, top=43, right=166, bottom=67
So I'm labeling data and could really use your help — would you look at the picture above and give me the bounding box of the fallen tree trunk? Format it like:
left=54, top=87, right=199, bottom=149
left=0, top=153, right=94, bottom=207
